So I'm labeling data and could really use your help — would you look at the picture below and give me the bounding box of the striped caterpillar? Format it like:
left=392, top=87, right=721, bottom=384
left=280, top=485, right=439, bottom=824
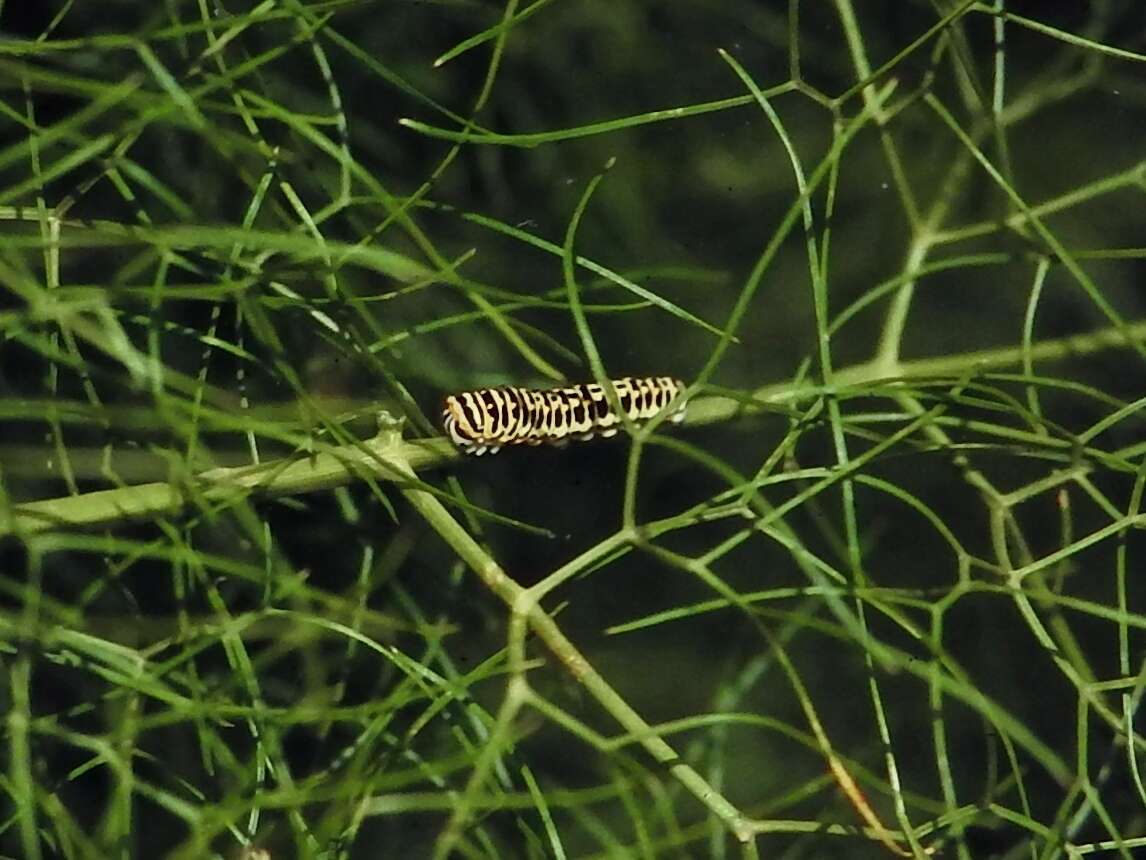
left=441, top=376, right=687, bottom=455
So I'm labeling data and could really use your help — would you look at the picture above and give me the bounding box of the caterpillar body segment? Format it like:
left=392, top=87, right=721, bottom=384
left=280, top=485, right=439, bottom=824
left=441, top=376, right=687, bottom=456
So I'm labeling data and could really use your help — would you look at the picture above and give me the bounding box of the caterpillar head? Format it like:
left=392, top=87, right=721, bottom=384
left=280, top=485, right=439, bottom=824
left=442, top=394, right=489, bottom=455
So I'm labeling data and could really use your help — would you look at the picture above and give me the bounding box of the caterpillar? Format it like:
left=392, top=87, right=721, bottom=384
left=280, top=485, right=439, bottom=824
left=442, top=376, right=687, bottom=455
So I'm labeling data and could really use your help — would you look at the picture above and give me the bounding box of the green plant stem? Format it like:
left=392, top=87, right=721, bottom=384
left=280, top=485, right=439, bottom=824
left=5, top=317, right=1146, bottom=537
left=388, top=450, right=756, bottom=846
